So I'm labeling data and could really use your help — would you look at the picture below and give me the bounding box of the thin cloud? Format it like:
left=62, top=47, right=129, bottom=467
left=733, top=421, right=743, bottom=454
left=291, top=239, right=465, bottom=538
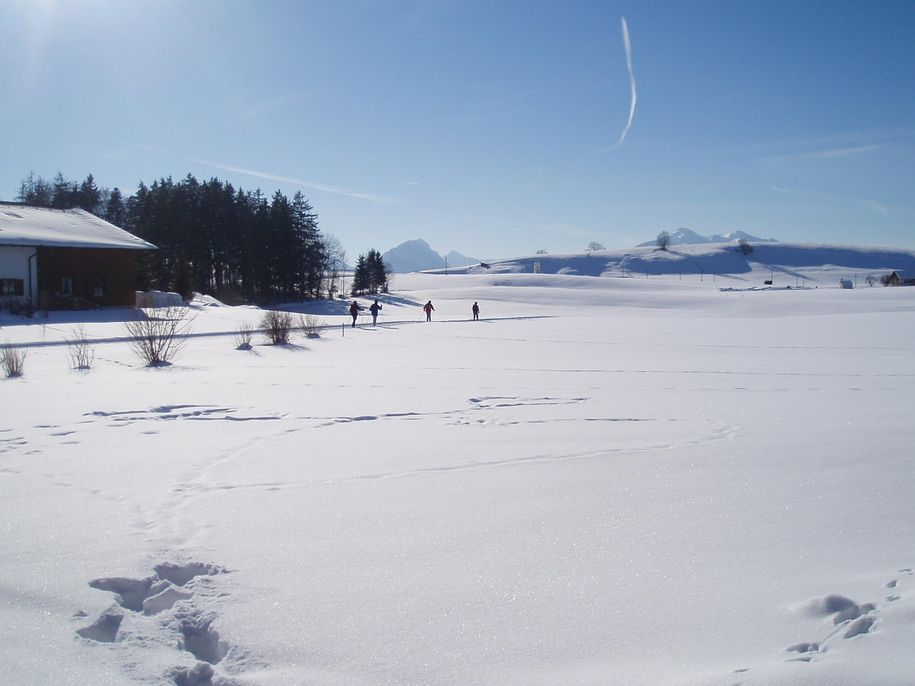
left=766, top=144, right=880, bottom=162
left=770, top=184, right=888, bottom=216
left=192, top=159, right=398, bottom=204
left=860, top=198, right=890, bottom=215
left=802, top=144, right=879, bottom=159
left=612, top=16, right=637, bottom=149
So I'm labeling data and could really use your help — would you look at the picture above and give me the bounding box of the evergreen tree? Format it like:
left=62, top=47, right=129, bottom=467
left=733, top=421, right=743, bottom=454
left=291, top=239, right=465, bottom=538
left=366, top=249, right=390, bottom=293
left=51, top=172, right=77, bottom=209
left=17, top=172, right=53, bottom=206
left=351, top=254, right=369, bottom=295
left=172, top=253, right=194, bottom=299
left=104, top=187, right=127, bottom=227
left=291, top=191, right=323, bottom=298
left=78, top=174, right=102, bottom=213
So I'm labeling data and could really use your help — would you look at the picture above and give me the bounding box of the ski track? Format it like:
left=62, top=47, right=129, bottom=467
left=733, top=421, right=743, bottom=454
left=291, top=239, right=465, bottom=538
left=9, top=395, right=736, bottom=683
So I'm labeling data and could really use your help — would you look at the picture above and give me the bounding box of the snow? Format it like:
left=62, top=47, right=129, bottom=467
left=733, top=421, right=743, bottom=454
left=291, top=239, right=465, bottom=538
left=635, top=228, right=778, bottom=247
left=451, top=242, right=915, bottom=282
left=1, top=269, right=914, bottom=685
left=0, top=204, right=156, bottom=250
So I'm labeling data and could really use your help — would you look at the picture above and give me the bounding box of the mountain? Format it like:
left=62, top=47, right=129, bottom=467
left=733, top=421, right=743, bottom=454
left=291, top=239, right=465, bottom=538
left=443, top=250, right=479, bottom=268
left=382, top=239, right=444, bottom=273
left=382, top=240, right=480, bottom=273
left=636, top=228, right=777, bottom=247
left=441, top=241, right=915, bottom=284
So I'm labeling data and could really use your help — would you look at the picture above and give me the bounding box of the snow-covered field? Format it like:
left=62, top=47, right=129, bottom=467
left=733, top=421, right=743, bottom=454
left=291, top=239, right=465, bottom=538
left=2, top=272, right=914, bottom=685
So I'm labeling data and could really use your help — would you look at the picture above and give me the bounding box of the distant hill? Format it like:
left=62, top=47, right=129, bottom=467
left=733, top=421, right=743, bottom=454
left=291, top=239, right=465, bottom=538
left=441, top=242, right=915, bottom=284
left=382, top=239, right=479, bottom=273
left=444, top=250, right=478, bottom=269
left=636, top=228, right=777, bottom=247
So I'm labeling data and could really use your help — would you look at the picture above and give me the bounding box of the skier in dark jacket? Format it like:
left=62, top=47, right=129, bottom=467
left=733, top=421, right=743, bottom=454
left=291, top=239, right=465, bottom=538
left=472, top=302, right=480, bottom=320
left=349, top=301, right=361, bottom=327
left=423, top=300, right=435, bottom=321
left=369, top=299, right=382, bottom=325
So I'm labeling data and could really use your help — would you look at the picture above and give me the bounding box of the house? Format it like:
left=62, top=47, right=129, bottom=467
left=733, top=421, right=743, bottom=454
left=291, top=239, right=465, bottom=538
left=0, top=202, right=156, bottom=309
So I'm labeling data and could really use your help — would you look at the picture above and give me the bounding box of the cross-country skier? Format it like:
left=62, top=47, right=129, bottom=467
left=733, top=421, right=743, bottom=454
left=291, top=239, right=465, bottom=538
left=423, top=300, right=435, bottom=321
left=369, top=299, right=382, bottom=326
left=472, top=302, right=480, bottom=320
left=349, top=300, right=362, bottom=327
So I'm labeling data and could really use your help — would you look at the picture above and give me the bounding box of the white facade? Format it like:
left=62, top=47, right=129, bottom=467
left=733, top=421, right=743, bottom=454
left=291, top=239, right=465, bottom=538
left=0, top=245, right=37, bottom=304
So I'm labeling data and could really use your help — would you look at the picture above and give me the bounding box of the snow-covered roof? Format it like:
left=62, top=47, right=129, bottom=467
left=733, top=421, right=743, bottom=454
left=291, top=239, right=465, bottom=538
left=0, top=203, right=156, bottom=250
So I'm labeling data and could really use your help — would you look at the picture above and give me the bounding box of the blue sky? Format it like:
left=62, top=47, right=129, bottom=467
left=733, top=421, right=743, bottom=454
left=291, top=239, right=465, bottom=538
left=2, top=0, right=913, bottom=259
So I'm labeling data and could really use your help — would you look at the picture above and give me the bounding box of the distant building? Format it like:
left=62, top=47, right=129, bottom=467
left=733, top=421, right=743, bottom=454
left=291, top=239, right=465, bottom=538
left=882, top=271, right=915, bottom=286
left=0, top=202, right=156, bottom=310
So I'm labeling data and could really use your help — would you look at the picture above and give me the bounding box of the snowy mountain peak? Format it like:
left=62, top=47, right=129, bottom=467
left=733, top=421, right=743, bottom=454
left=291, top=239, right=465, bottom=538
left=637, top=228, right=777, bottom=247
left=382, top=239, right=479, bottom=273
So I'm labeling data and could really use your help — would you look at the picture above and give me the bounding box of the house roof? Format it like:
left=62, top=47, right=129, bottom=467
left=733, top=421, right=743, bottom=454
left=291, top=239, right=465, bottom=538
left=0, top=203, right=156, bottom=250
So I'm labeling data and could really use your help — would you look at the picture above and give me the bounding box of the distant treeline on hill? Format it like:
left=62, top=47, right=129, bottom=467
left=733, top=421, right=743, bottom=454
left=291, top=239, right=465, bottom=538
left=16, top=171, right=346, bottom=305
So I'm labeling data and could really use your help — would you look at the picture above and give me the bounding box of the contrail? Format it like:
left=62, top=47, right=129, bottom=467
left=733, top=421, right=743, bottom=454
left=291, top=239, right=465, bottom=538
left=192, top=159, right=397, bottom=204
left=613, top=16, right=637, bottom=148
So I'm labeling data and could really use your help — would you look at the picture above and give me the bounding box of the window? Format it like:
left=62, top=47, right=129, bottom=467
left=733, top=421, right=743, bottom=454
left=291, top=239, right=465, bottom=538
left=90, top=276, right=105, bottom=297
left=1, top=278, right=24, bottom=296
left=61, top=276, right=74, bottom=295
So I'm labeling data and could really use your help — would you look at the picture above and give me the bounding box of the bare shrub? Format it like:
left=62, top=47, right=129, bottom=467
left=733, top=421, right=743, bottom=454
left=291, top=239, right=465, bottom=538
left=656, top=230, right=671, bottom=251
left=299, top=314, right=324, bottom=339
left=1, top=343, right=27, bottom=378
left=66, top=326, right=95, bottom=370
left=124, top=305, right=195, bottom=366
left=234, top=322, right=255, bottom=350
left=261, top=310, right=293, bottom=345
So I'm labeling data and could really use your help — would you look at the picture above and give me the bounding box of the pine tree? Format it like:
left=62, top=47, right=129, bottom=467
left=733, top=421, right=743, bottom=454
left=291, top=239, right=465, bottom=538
left=172, top=253, right=194, bottom=299
left=351, top=254, right=369, bottom=295
left=291, top=191, right=323, bottom=298
left=51, top=172, right=77, bottom=209
left=104, top=187, right=127, bottom=226
left=365, top=249, right=390, bottom=294
left=78, top=174, right=102, bottom=214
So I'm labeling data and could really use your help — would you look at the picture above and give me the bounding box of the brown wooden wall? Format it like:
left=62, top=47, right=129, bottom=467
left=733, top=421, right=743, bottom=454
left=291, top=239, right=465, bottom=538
left=37, top=247, right=142, bottom=308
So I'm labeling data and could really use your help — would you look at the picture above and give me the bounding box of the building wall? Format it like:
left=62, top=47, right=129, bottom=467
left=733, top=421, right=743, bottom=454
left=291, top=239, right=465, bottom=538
left=37, top=247, right=140, bottom=308
left=0, top=245, right=37, bottom=304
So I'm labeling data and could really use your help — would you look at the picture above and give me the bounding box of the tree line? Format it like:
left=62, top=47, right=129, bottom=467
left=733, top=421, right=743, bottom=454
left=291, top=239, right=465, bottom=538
left=16, top=171, right=349, bottom=305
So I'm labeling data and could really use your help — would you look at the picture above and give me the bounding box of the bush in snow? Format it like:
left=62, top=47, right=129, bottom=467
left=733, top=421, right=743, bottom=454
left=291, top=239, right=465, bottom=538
left=234, top=322, right=255, bottom=350
left=66, top=326, right=95, bottom=370
left=299, top=314, right=324, bottom=339
left=124, top=305, right=195, bottom=366
left=261, top=310, right=293, bottom=345
left=656, top=230, right=671, bottom=251
left=1, top=343, right=27, bottom=378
